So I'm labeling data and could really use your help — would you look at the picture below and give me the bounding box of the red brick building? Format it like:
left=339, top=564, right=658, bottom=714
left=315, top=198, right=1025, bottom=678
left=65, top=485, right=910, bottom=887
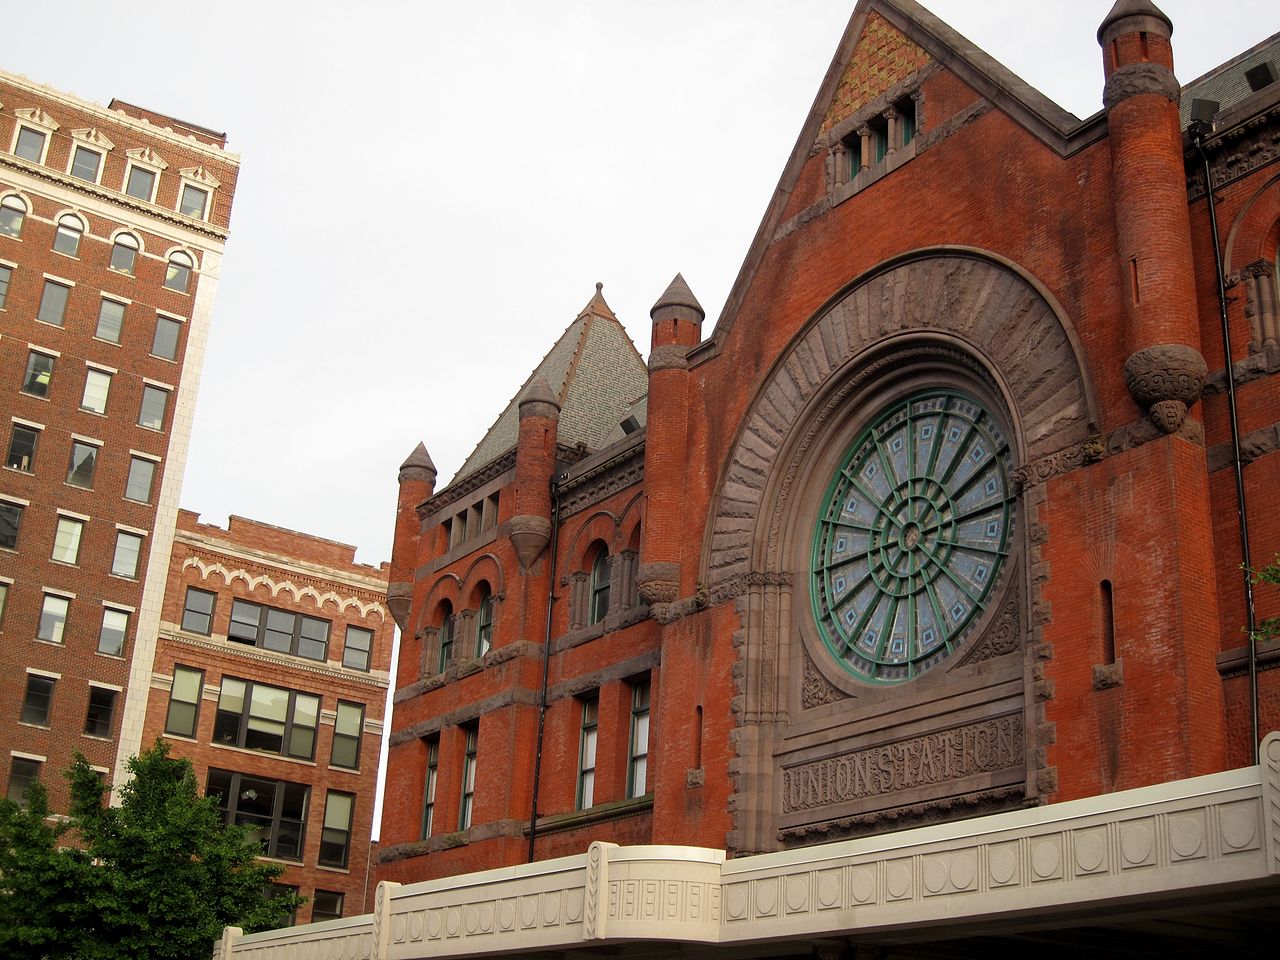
left=224, top=0, right=1280, bottom=954
left=0, top=68, right=238, bottom=810
left=144, top=510, right=393, bottom=924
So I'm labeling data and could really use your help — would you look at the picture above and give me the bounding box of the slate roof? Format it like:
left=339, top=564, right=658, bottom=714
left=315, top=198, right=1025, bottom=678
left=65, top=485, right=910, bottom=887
left=450, top=284, right=648, bottom=487
left=1180, top=31, right=1280, bottom=126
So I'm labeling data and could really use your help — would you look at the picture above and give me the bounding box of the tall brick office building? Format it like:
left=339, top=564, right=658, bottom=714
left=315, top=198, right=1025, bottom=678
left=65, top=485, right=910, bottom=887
left=0, top=70, right=239, bottom=806
left=223, top=0, right=1280, bottom=955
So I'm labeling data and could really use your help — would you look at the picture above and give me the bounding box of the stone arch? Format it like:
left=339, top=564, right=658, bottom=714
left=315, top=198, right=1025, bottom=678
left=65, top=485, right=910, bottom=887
left=1224, top=171, right=1280, bottom=354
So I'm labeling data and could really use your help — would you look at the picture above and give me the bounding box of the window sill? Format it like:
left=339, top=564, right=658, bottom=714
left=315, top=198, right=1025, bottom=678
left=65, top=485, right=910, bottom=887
left=109, top=573, right=139, bottom=583
left=162, top=732, right=199, bottom=744
left=528, top=794, right=654, bottom=837
left=93, top=337, right=122, bottom=347
left=95, top=652, right=126, bottom=661
left=33, top=318, right=65, bottom=330
left=832, top=139, right=918, bottom=208
left=209, top=741, right=318, bottom=768
left=78, top=408, right=108, bottom=418
left=64, top=481, right=94, bottom=492
left=34, top=638, right=64, bottom=647
left=81, top=733, right=113, bottom=742
left=316, top=865, right=350, bottom=875
left=18, top=392, right=50, bottom=402
left=18, top=722, right=51, bottom=730
left=3, top=466, right=34, bottom=476
left=52, top=251, right=80, bottom=261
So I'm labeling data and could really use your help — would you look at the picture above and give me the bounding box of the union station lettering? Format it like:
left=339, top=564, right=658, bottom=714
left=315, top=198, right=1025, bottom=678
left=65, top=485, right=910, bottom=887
left=781, top=715, right=1024, bottom=813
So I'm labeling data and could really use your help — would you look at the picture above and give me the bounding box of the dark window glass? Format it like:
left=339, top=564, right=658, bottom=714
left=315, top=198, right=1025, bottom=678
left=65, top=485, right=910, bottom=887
left=0, top=195, right=26, bottom=237
left=7, top=757, right=40, bottom=807
left=318, top=791, right=354, bottom=868
left=477, top=587, right=494, bottom=656
left=228, top=600, right=261, bottom=645
left=437, top=615, right=454, bottom=673
left=14, top=127, right=45, bottom=162
left=98, top=608, right=128, bottom=657
left=214, top=677, right=319, bottom=761
left=342, top=626, right=372, bottom=671
left=459, top=726, right=477, bottom=830
left=95, top=299, right=126, bottom=342
left=7, top=424, right=38, bottom=472
left=312, top=890, right=344, bottom=923
left=66, top=441, right=98, bottom=488
left=225, top=599, right=330, bottom=661
left=0, top=264, right=11, bottom=307
left=181, top=587, right=215, bottom=634
left=421, top=738, right=438, bottom=839
left=164, top=253, right=192, bottom=292
left=53, top=215, right=83, bottom=256
left=21, top=674, right=54, bottom=725
left=125, top=166, right=156, bottom=201
left=165, top=666, right=203, bottom=737
left=152, top=316, right=181, bottom=360
left=266, top=884, right=298, bottom=927
left=589, top=550, right=610, bottom=625
left=331, top=702, right=363, bottom=770
left=22, top=352, right=54, bottom=397
left=125, top=456, right=156, bottom=503
left=70, top=146, right=101, bottom=181
left=84, top=687, right=116, bottom=737
left=139, top=385, right=168, bottom=430
left=206, top=769, right=308, bottom=861
left=0, top=500, right=23, bottom=550
left=37, top=280, right=69, bottom=326
left=109, top=235, right=138, bottom=275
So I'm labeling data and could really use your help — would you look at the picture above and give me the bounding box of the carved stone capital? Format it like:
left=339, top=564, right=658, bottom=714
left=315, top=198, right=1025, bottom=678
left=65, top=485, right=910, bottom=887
left=1010, top=435, right=1105, bottom=491
left=1124, top=344, right=1207, bottom=433
left=636, top=561, right=679, bottom=605
left=509, top=514, right=551, bottom=569
left=648, top=343, right=690, bottom=373
left=1103, top=63, right=1179, bottom=109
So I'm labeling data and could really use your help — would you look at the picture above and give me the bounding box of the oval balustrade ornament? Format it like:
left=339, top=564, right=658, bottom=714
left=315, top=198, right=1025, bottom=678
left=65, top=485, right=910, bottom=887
left=812, top=390, right=1014, bottom=683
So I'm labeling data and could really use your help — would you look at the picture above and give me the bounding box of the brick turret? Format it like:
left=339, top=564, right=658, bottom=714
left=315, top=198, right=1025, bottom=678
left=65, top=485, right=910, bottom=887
left=637, top=274, right=703, bottom=609
left=509, top=376, right=560, bottom=570
left=1100, top=0, right=1207, bottom=432
left=389, top=442, right=436, bottom=629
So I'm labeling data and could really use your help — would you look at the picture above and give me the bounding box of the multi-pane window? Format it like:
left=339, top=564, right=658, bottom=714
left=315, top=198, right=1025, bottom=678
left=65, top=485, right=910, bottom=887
left=0, top=500, right=23, bottom=550
left=14, top=127, right=47, bottom=162
left=164, top=252, right=193, bottom=292
left=342, top=625, right=372, bottom=671
left=577, top=697, right=598, bottom=810
left=98, top=608, right=129, bottom=657
left=66, top=440, right=99, bottom=488
left=138, top=385, right=169, bottom=430
left=95, top=298, right=126, bottom=343
left=459, top=725, right=478, bottom=830
left=81, top=369, right=112, bottom=415
left=6, top=423, right=38, bottom=472
left=181, top=587, right=216, bottom=634
left=53, top=214, right=84, bottom=256
left=437, top=607, right=454, bottom=673
left=37, top=279, right=70, bottom=326
left=7, top=757, right=40, bottom=808
left=213, top=678, right=319, bottom=760
left=627, top=680, right=651, bottom=799
left=84, top=686, right=117, bottom=737
left=312, top=891, right=344, bottom=923
left=319, top=791, right=354, bottom=868
left=124, top=165, right=156, bottom=202
left=179, top=184, right=209, bottom=219
left=228, top=599, right=330, bottom=661
left=111, top=530, right=144, bottom=579
left=22, top=351, right=54, bottom=397
left=0, top=263, right=11, bottom=307
left=38, top=594, right=69, bottom=643
left=421, top=738, right=438, bottom=839
left=21, top=674, right=55, bottom=725
left=109, top=234, right=139, bottom=275
left=206, top=769, right=308, bottom=861
left=152, top=316, right=181, bottom=360
left=0, top=195, right=27, bottom=237
left=331, top=701, right=363, bottom=770
left=164, top=666, right=203, bottom=737
left=51, top=516, right=85, bottom=564
left=124, top=456, right=157, bottom=503
left=589, top=550, right=610, bottom=625
left=477, top=586, right=495, bottom=656
left=70, top=145, right=102, bottom=182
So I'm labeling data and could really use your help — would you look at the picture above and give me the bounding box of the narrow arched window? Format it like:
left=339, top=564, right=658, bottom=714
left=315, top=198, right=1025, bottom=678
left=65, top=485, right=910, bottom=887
left=53, top=214, right=84, bottom=257
left=436, top=601, right=454, bottom=673
left=110, top=233, right=139, bottom=275
left=476, top=585, right=494, bottom=656
left=0, top=195, right=28, bottom=238
left=165, top=250, right=193, bottom=292
left=589, top=549, right=611, bottom=626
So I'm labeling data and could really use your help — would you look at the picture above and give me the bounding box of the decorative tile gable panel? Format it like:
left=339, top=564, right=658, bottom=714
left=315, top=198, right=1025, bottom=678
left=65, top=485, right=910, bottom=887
left=820, top=12, right=930, bottom=136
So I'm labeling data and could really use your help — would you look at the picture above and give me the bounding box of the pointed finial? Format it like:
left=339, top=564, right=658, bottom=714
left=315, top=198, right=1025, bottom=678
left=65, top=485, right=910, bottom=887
left=1098, top=0, right=1172, bottom=42
left=398, top=441, right=436, bottom=484
left=578, top=281, right=617, bottom=320
left=519, top=375, right=561, bottom=416
left=650, top=273, right=704, bottom=321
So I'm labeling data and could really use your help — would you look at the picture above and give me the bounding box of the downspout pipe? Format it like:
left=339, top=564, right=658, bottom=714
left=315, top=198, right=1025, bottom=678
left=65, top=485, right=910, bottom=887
left=527, top=475, right=561, bottom=862
left=1192, top=123, right=1260, bottom=763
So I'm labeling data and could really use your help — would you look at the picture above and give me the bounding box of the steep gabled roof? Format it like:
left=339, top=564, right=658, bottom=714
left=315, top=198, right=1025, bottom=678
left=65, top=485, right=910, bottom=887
left=449, top=284, right=648, bottom=487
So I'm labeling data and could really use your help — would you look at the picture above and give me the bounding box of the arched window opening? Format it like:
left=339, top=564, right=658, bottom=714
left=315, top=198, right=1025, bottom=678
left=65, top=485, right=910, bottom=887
left=110, top=233, right=139, bottom=275
left=476, top=584, right=494, bottom=657
left=589, top=548, right=611, bottom=626
left=53, top=214, right=84, bottom=257
left=165, top=250, right=193, bottom=292
left=0, top=195, right=28, bottom=238
left=436, top=600, right=454, bottom=673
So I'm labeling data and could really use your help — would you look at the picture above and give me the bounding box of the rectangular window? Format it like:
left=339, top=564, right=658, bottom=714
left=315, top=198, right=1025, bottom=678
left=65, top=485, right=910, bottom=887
left=331, top=701, right=363, bottom=770
left=577, top=697, right=598, bottom=810
left=181, top=586, right=216, bottom=634
left=312, top=890, right=344, bottom=923
left=342, top=625, right=373, bottom=671
left=51, top=516, right=85, bottom=565
left=21, top=674, right=55, bottom=725
left=38, top=594, right=69, bottom=643
left=124, top=455, right=157, bottom=503
left=111, top=530, right=143, bottom=579
left=53, top=217, right=82, bottom=256
left=98, top=607, right=129, bottom=657
left=0, top=264, right=12, bottom=308
left=84, top=686, right=117, bottom=737
left=22, top=351, right=54, bottom=397
left=6, top=423, right=38, bottom=472
left=0, top=500, right=23, bottom=550
left=138, top=385, right=168, bottom=430
left=421, top=738, right=438, bottom=839
left=14, top=127, right=46, bottom=162
left=124, top=165, right=156, bottom=201
left=37, top=279, right=70, bottom=326
left=319, top=791, right=354, bottom=868
left=164, top=255, right=192, bottom=293
left=459, top=725, right=477, bottom=830
left=213, top=677, right=320, bottom=761
left=206, top=769, right=308, bottom=861
left=228, top=599, right=330, bottom=661
left=95, top=299, right=126, bottom=343
left=7, top=757, right=41, bottom=807
left=0, top=583, right=7, bottom=626
left=179, top=184, right=209, bottom=219
left=151, top=315, right=181, bottom=360
left=165, top=666, right=203, bottom=738
left=81, top=368, right=112, bottom=415
left=627, top=680, right=650, bottom=799
left=66, top=440, right=98, bottom=488
left=109, top=238, right=137, bottom=275
left=267, top=884, right=298, bottom=927
left=70, top=145, right=102, bottom=182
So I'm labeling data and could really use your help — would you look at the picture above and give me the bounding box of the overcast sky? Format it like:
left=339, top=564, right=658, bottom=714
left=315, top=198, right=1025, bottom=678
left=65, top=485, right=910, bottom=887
left=4, top=1, right=1274, bottom=569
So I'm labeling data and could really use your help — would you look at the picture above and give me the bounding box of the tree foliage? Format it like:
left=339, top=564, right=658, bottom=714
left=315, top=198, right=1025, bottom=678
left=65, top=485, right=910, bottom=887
left=0, top=740, right=303, bottom=960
